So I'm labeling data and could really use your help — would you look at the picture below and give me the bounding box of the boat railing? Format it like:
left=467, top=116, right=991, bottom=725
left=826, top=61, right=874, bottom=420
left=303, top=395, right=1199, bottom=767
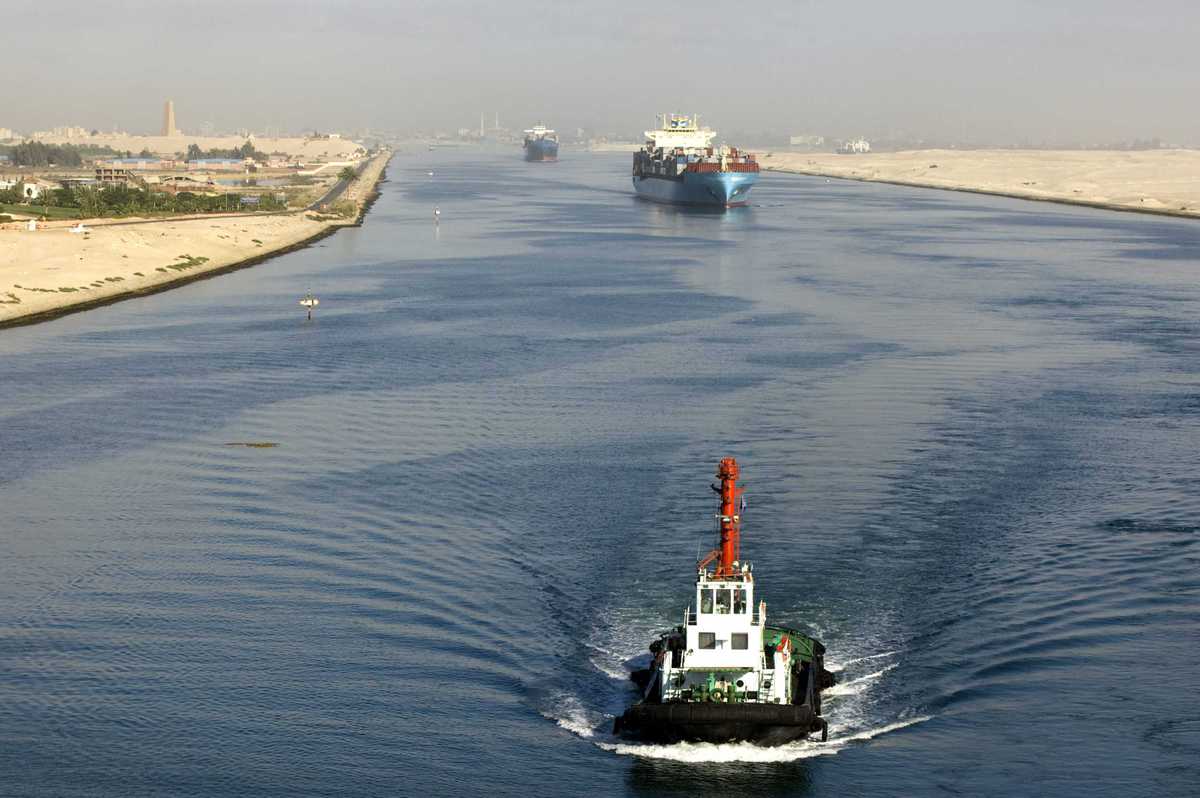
left=686, top=607, right=697, bottom=626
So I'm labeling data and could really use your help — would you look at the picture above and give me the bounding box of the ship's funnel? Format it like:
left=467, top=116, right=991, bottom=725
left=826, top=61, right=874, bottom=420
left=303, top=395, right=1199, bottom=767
left=715, top=457, right=743, bottom=578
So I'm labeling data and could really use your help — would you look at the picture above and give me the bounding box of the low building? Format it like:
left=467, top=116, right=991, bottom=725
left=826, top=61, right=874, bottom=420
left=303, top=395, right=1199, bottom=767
left=95, top=157, right=177, bottom=171
left=19, top=179, right=60, bottom=199
left=154, top=174, right=216, bottom=194
left=95, top=167, right=142, bottom=186
left=838, top=137, right=871, bottom=154
left=789, top=135, right=825, bottom=148
left=186, top=158, right=247, bottom=172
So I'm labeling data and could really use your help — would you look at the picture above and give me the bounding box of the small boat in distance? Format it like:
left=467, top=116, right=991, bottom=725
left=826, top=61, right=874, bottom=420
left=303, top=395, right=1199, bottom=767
left=613, top=457, right=834, bottom=745
left=632, top=114, right=760, bottom=208
left=523, top=125, right=559, bottom=162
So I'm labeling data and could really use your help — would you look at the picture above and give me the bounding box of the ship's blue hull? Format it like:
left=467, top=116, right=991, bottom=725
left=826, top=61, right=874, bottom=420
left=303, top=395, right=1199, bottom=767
left=632, top=171, right=757, bottom=207
left=524, top=138, right=558, bottom=161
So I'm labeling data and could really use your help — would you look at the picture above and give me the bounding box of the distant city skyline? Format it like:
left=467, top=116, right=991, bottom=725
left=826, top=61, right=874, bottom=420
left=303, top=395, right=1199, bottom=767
left=5, top=0, right=1200, bottom=146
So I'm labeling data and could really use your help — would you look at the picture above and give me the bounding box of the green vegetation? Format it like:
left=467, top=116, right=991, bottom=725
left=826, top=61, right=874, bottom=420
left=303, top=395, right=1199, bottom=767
left=338, top=166, right=359, bottom=181
left=185, top=140, right=268, bottom=162
left=0, top=183, right=286, bottom=218
left=330, top=199, right=357, bottom=218
left=162, top=255, right=210, bottom=273
left=0, top=202, right=81, bottom=220
left=0, top=141, right=125, bottom=167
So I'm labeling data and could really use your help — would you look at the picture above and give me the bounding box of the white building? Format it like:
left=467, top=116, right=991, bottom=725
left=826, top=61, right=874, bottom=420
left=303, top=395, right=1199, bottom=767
left=838, top=137, right=871, bottom=154
left=19, top=179, right=59, bottom=199
left=789, top=135, right=825, bottom=148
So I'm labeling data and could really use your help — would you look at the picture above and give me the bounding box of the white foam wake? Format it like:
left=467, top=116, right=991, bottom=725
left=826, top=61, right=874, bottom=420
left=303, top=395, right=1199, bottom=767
left=595, top=714, right=933, bottom=762
left=827, top=650, right=900, bottom=672
left=596, top=739, right=841, bottom=762
left=540, top=692, right=610, bottom=739
left=824, top=663, right=897, bottom=697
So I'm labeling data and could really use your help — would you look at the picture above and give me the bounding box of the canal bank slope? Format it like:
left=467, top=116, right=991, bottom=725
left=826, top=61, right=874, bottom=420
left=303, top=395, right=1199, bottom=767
left=760, top=149, right=1200, bottom=220
left=0, top=150, right=391, bottom=329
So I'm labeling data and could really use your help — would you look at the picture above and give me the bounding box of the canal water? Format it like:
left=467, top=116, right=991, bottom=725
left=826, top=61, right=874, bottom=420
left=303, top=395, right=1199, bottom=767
left=1, top=150, right=1198, bottom=797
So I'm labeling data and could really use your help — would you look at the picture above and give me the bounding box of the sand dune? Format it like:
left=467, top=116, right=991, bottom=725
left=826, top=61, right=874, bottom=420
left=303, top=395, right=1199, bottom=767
left=0, top=151, right=390, bottom=327
left=760, top=149, right=1200, bottom=218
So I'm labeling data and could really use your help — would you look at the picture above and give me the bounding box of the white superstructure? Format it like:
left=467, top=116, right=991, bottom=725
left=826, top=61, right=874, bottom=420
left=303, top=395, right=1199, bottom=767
left=644, top=114, right=715, bottom=151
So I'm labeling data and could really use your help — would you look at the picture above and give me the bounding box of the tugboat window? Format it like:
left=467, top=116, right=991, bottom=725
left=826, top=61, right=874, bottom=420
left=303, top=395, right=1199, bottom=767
left=699, top=632, right=716, bottom=649
left=733, top=589, right=747, bottom=614
left=732, top=633, right=748, bottom=650
left=700, top=589, right=714, bottom=614
left=716, top=589, right=731, bottom=614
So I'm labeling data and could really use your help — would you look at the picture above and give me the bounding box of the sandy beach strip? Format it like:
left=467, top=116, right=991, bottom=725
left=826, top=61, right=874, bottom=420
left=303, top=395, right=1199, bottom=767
left=759, top=149, right=1200, bottom=220
left=0, top=151, right=391, bottom=329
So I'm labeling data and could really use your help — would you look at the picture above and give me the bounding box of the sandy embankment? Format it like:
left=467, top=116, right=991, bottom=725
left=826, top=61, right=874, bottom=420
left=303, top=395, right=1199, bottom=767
left=759, top=149, right=1200, bottom=219
left=0, top=151, right=391, bottom=327
left=31, top=134, right=366, bottom=161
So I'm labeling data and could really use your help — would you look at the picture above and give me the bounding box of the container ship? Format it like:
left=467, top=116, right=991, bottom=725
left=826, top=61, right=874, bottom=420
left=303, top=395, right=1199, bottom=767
left=523, top=125, right=559, bottom=161
left=613, top=457, right=834, bottom=746
left=632, top=115, right=759, bottom=207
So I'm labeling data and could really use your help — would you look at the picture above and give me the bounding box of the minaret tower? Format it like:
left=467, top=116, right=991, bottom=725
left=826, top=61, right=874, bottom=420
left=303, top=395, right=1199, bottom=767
left=162, top=100, right=179, bottom=137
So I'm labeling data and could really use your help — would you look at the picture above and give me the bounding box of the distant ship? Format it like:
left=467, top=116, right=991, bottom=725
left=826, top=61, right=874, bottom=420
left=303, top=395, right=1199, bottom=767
left=632, top=114, right=759, bottom=207
left=523, top=125, right=559, bottom=162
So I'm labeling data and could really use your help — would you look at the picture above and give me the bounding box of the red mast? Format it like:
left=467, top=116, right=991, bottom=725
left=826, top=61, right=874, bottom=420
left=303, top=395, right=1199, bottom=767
left=714, top=457, right=743, bottom=578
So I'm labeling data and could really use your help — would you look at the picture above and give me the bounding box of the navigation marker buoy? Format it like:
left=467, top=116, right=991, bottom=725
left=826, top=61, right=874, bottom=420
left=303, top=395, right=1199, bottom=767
left=434, top=206, right=441, bottom=226
left=299, top=291, right=319, bottom=320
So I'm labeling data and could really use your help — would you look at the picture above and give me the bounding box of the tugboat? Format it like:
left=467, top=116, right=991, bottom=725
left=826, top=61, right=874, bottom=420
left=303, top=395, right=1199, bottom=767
left=613, top=457, right=834, bottom=745
left=523, top=125, right=559, bottom=161
left=631, top=114, right=760, bottom=207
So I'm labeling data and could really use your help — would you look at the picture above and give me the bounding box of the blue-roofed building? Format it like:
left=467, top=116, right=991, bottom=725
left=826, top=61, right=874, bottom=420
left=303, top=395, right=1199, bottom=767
left=95, top=157, right=172, bottom=170
left=187, top=158, right=247, bottom=172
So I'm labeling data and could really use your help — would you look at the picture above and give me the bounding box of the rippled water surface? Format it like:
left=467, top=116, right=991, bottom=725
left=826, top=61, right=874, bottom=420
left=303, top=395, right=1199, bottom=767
left=2, top=151, right=1199, bottom=797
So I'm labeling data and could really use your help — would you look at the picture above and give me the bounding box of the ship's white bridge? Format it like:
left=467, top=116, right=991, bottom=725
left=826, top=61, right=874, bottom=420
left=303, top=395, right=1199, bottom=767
left=645, top=562, right=794, bottom=705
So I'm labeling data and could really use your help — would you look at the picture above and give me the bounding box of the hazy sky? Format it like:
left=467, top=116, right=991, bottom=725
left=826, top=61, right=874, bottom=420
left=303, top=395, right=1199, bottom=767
left=7, top=0, right=1198, bottom=143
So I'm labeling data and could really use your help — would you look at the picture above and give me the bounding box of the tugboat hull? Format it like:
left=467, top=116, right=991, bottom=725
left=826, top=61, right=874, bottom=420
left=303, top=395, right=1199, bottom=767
left=614, top=702, right=826, bottom=746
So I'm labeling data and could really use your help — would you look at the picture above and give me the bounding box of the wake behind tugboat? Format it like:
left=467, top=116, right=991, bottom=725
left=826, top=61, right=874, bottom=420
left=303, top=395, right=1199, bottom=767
left=613, top=458, right=835, bottom=746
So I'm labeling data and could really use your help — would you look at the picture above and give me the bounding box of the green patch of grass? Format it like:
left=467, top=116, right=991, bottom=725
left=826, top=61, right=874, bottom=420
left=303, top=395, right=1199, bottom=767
left=104, top=276, right=124, bottom=283
left=58, top=287, right=78, bottom=293
left=0, top=203, right=80, bottom=220
left=164, top=254, right=211, bottom=272
left=133, top=272, right=144, bottom=277
left=0, top=292, right=20, bottom=305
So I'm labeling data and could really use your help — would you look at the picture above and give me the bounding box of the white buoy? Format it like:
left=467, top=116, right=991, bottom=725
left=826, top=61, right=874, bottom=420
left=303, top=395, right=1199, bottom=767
left=434, top=206, right=441, bottom=226
left=428, top=171, right=434, bottom=177
left=299, top=291, right=319, bottom=320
